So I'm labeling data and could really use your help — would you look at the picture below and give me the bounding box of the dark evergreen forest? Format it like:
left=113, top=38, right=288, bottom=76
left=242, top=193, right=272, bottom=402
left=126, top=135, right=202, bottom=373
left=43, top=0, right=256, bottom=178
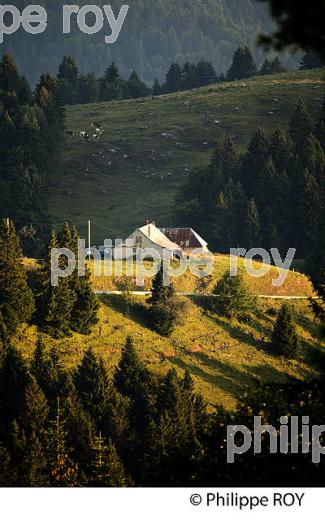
left=2, top=0, right=295, bottom=85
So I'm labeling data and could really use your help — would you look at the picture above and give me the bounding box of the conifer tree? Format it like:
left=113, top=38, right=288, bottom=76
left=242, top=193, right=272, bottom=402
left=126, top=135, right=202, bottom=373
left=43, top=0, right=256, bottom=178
left=152, top=78, right=162, bottom=96
left=58, top=223, right=99, bottom=334
left=269, top=57, right=287, bottom=74
left=241, top=129, right=270, bottom=197
left=260, top=59, right=272, bottom=75
left=114, top=337, right=154, bottom=434
left=0, top=219, right=35, bottom=342
left=208, top=134, right=240, bottom=198
left=300, top=50, right=323, bottom=70
left=0, top=346, right=31, bottom=434
left=212, top=270, right=258, bottom=319
left=315, top=97, right=325, bottom=150
left=31, top=339, right=73, bottom=406
left=164, top=63, right=182, bottom=93
left=0, top=443, right=16, bottom=486
left=0, top=53, right=20, bottom=93
left=226, top=47, right=257, bottom=81
left=149, top=368, right=204, bottom=485
left=62, top=390, right=95, bottom=476
left=289, top=99, right=312, bottom=151
left=90, top=433, right=129, bottom=487
left=271, top=304, right=301, bottom=359
left=149, top=264, right=174, bottom=306
left=13, top=378, right=50, bottom=486
left=37, top=231, right=76, bottom=337
left=74, top=348, right=110, bottom=426
left=245, top=199, right=261, bottom=249
left=47, top=398, right=78, bottom=487
left=58, top=56, right=79, bottom=85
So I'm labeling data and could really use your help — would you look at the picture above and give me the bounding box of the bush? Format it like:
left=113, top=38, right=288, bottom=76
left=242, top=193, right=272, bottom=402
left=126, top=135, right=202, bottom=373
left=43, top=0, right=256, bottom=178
left=149, top=298, right=185, bottom=336
left=212, top=270, right=258, bottom=319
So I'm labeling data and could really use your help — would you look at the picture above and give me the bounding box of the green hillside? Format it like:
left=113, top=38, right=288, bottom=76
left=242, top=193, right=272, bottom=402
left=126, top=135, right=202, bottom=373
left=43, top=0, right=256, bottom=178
left=13, top=293, right=321, bottom=411
left=50, top=69, right=325, bottom=243
left=18, top=255, right=322, bottom=410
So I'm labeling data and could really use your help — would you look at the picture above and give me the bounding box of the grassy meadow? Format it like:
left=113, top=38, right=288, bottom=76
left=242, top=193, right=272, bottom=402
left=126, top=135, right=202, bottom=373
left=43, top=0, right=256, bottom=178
left=49, top=68, right=325, bottom=243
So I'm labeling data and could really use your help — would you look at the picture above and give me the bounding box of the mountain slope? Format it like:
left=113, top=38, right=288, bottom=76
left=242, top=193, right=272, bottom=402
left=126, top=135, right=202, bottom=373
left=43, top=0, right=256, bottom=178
left=4, top=0, right=279, bottom=83
left=49, top=69, right=325, bottom=243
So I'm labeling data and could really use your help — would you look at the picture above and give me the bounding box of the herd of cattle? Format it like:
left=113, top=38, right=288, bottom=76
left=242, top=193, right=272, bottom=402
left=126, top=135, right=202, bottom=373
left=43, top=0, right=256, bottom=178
left=66, top=122, right=104, bottom=141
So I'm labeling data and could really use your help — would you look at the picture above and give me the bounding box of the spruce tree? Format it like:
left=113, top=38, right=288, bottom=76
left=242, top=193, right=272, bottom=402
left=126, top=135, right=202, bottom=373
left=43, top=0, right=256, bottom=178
left=208, top=134, right=240, bottom=198
left=62, top=390, right=95, bottom=476
left=74, top=348, right=110, bottom=426
left=14, top=376, right=50, bottom=487
left=300, top=50, right=323, bottom=70
left=148, top=267, right=182, bottom=336
left=47, top=398, right=78, bottom=487
left=227, top=47, right=257, bottom=81
left=212, top=270, right=258, bottom=319
left=0, top=53, right=20, bottom=93
left=164, top=63, right=182, bottom=93
left=269, top=57, right=287, bottom=74
left=0, top=219, right=35, bottom=342
left=58, top=56, right=79, bottom=85
left=260, top=59, right=272, bottom=75
left=289, top=99, right=312, bottom=151
left=271, top=304, right=301, bottom=359
left=57, top=223, right=99, bottom=335
left=0, top=443, right=16, bottom=486
left=150, top=368, right=204, bottom=486
left=241, top=129, right=270, bottom=197
left=114, top=337, right=154, bottom=434
left=90, top=433, right=129, bottom=487
left=31, top=339, right=73, bottom=406
left=245, top=199, right=261, bottom=249
left=37, top=230, right=76, bottom=337
left=149, top=264, right=174, bottom=306
left=315, top=97, right=325, bottom=150
left=152, top=78, right=162, bottom=96
left=0, top=346, right=31, bottom=434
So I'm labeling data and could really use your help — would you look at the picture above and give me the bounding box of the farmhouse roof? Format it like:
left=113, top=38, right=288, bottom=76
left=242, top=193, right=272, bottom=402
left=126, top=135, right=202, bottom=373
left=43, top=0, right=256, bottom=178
left=135, top=223, right=181, bottom=251
left=160, top=227, right=208, bottom=249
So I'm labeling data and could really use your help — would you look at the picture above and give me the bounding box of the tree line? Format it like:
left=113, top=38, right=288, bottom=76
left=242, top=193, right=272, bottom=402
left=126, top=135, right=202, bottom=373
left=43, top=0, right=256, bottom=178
left=0, top=53, right=66, bottom=257
left=56, top=46, right=324, bottom=105
left=56, top=47, right=291, bottom=105
left=0, top=323, right=324, bottom=486
left=0, top=220, right=99, bottom=344
left=175, top=99, right=325, bottom=283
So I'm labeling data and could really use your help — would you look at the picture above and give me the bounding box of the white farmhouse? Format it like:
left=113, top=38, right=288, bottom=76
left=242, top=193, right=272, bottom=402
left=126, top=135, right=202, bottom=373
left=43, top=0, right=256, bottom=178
left=113, top=222, right=182, bottom=260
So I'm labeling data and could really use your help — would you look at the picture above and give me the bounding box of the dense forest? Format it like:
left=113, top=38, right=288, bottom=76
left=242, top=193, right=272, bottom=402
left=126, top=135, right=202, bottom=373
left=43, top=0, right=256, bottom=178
left=2, top=0, right=299, bottom=85
left=175, top=99, right=325, bottom=282
left=0, top=54, right=65, bottom=255
left=0, top=337, right=324, bottom=487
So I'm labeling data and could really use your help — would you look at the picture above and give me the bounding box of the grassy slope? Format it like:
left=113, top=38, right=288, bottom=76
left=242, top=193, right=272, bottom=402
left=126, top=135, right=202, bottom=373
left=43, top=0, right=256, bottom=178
left=20, top=257, right=321, bottom=410
left=50, top=69, right=325, bottom=243
left=13, top=296, right=322, bottom=411
left=90, top=255, right=313, bottom=297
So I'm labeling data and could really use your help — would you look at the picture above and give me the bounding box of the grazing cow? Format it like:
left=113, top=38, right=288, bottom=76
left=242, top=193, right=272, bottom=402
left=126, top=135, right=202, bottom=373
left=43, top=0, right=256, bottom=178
left=80, top=131, right=90, bottom=140
left=91, top=122, right=103, bottom=130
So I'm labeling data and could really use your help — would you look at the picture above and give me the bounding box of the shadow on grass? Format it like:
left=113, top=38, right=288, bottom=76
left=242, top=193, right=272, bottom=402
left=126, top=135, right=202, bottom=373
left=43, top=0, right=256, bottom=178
left=100, top=295, right=153, bottom=331
left=170, top=353, right=292, bottom=403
